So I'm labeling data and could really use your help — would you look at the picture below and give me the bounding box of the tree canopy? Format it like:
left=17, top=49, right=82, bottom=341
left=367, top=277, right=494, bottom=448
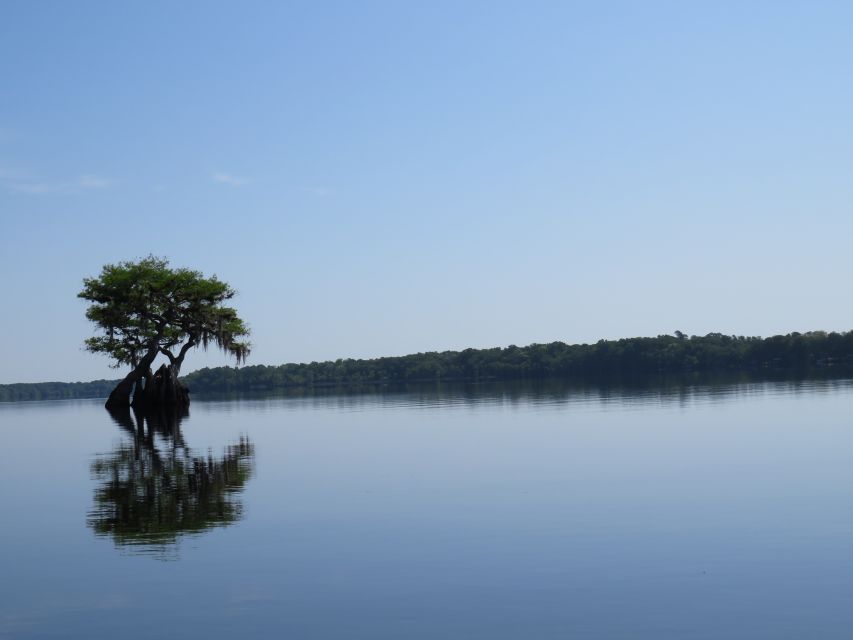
left=79, top=256, right=250, bottom=408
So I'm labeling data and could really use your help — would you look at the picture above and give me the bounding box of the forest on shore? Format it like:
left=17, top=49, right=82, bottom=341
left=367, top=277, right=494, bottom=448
left=3, top=330, right=853, bottom=402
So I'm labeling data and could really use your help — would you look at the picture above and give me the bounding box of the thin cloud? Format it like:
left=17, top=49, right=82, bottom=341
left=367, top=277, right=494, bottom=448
left=303, top=186, right=333, bottom=197
left=1, top=172, right=112, bottom=194
left=6, top=181, right=56, bottom=194
left=76, top=174, right=111, bottom=189
left=213, top=172, right=249, bottom=187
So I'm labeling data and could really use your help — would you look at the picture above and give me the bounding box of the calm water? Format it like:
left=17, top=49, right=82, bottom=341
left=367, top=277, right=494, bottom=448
left=2, top=378, right=853, bottom=638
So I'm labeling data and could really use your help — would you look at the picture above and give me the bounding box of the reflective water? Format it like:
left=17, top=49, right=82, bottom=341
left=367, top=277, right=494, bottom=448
left=2, top=378, right=853, bottom=638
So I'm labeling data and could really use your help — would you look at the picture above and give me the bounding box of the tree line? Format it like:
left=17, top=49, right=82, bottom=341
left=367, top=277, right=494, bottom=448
left=0, top=379, right=119, bottom=402
left=3, top=331, right=852, bottom=402
left=180, top=331, right=853, bottom=392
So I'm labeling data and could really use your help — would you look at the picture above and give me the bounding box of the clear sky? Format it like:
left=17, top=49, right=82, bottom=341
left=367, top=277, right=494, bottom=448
left=2, top=1, right=853, bottom=383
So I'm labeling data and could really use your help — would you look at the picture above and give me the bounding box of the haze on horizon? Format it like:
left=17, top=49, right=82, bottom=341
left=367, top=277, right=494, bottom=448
left=2, top=2, right=853, bottom=384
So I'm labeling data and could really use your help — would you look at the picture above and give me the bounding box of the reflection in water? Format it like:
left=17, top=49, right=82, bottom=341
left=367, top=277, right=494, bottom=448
left=88, top=407, right=254, bottom=556
left=6, top=378, right=853, bottom=637
left=196, top=373, right=853, bottom=415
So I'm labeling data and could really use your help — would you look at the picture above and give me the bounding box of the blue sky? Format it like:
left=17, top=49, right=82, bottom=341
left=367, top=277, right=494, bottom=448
left=2, top=1, right=853, bottom=383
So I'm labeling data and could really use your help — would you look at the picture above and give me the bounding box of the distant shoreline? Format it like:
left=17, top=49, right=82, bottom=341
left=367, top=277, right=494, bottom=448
left=2, top=330, right=852, bottom=402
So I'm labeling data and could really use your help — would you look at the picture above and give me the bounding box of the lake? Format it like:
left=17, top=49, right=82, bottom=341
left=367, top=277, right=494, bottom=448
left=2, top=378, right=853, bottom=639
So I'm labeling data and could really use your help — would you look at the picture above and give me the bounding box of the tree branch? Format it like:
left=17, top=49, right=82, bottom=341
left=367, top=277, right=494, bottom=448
left=159, top=347, right=178, bottom=365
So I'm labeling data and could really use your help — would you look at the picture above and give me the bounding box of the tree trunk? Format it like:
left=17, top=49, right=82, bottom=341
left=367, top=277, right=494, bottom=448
left=108, top=341, right=192, bottom=411
left=105, top=345, right=160, bottom=410
left=105, top=376, right=137, bottom=410
left=131, top=368, right=152, bottom=407
left=138, top=363, right=190, bottom=410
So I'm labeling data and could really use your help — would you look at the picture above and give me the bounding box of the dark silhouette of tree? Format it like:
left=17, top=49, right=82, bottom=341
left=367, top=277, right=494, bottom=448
left=78, top=256, right=250, bottom=410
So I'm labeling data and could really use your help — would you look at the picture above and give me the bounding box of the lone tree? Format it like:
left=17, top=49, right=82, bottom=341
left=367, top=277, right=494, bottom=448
left=79, top=256, right=250, bottom=410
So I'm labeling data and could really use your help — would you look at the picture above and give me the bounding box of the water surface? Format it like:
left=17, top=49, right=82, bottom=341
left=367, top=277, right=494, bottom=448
left=2, top=378, right=853, bottom=638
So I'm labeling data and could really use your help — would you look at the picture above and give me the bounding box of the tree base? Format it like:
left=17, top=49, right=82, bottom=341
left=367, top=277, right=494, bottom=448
left=106, top=364, right=190, bottom=411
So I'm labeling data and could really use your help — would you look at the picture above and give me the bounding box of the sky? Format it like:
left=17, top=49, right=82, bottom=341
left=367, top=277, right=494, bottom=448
left=2, top=1, right=853, bottom=383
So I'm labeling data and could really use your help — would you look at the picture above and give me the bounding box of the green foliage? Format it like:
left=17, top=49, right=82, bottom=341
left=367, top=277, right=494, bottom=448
left=0, top=379, right=118, bottom=402
left=180, top=330, right=853, bottom=393
left=78, top=256, right=250, bottom=370
left=4, top=330, right=852, bottom=401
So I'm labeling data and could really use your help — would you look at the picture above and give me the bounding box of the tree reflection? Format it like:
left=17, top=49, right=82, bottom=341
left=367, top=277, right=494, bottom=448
left=88, top=406, right=254, bottom=555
